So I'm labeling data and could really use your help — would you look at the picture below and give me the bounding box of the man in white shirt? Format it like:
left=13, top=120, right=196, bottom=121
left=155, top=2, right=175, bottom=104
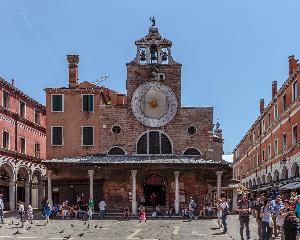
left=0, top=194, right=4, bottom=224
left=219, top=198, right=229, bottom=234
left=99, top=200, right=106, bottom=219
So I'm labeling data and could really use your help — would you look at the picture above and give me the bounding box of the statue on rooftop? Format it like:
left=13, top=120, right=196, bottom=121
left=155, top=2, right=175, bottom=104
left=150, top=17, right=155, bottom=26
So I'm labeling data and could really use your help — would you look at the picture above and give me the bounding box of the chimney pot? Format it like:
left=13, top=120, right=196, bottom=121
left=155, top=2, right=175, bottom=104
left=11, top=79, right=15, bottom=87
left=288, top=55, right=299, bottom=76
left=272, top=81, right=277, bottom=99
left=67, top=55, right=79, bottom=88
left=260, top=99, right=265, bottom=114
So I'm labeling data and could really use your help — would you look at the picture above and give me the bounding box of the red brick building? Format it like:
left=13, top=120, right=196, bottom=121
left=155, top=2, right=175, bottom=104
left=0, top=78, right=46, bottom=210
left=233, top=55, right=300, bottom=192
left=43, top=22, right=233, bottom=214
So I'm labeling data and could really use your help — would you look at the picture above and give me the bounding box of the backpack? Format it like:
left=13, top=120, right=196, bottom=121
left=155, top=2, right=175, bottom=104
left=223, top=206, right=230, bottom=216
left=192, top=202, right=196, bottom=209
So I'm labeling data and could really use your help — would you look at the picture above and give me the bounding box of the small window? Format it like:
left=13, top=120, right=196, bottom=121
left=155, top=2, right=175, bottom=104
left=34, top=109, right=40, bottom=125
left=267, top=112, right=271, bottom=128
left=187, top=126, right=197, bottom=136
left=107, top=147, right=125, bottom=155
left=20, top=137, right=26, bottom=154
left=253, top=131, right=255, bottom=142
left=283, top=133, right=287, bottom=151
left=2, top=130, right=10, bottom=149
left=82, top=126, right=94, bottom=146
left=2, top=90, right=10, bottom=109
left=34, top=142, right=40, bottom=158
left=52, top=126, right=63, bottom=146
left=262, top=119, right=265, bottom=133
left=292, top=125, right=298, bottom=145
left=183, top=148, right=201, bottom=156
left=82, top=95, right=94, bottom=112
left=51, top=95, right=63, bottom=112
left=19, top=100, right=26, bottom=118
left=292, top=81, right=298, bottom=102
left=283, top=94, right=287, bottom=111
left=268, top=144, right=271, bottom=160
left=274, top=103, right=278, bottom=119
left=274, top=139, right=278, bottom=157
left=112, top=125, right=121, bottom=135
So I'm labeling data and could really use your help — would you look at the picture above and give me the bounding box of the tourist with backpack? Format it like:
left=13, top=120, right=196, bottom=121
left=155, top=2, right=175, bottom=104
left=188, top=197, right=196, bottom=221
left=261, top=198, right=273, bottom=240
left=219, top=198, right=229, bottom=234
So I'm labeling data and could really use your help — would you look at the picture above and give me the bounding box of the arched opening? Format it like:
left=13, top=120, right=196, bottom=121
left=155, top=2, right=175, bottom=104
left=291, top=163, right=300, bottom=177
left=266, top=173, right=272, bottom=184
left=0, top=163, right=13, bottom=210
left=183, top=148, right=201, bottom=156
left=253, top=179, right=257, bottom=186
left=143, top=175, right=166, bottom=206
left=257, top=177, right=261, bottom=185
left=16, top=167, right=30, bottom=203
left=137, top=131, right=172, bottom=155
left=107, top=147, right=126, bottom=156
left=273, top=170, right=279, bottom=182
left=281, top=166, right=288, bottom=180
left=261, top=175, right=266, bottom=185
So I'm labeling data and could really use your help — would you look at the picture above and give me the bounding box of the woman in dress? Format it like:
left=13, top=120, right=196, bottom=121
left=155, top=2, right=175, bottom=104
left=44, top=201, right=51, bottom=224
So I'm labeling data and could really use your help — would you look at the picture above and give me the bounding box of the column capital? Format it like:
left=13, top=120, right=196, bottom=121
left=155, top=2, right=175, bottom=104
left=216, top=171, right=223, bottom=176
left=88, top=169, right=94, bottom=177
left=174, top=171, right=180, bottom=178
left=131, top=170, right=137, bottom=177
left=47, top=170, right=53, bottom=178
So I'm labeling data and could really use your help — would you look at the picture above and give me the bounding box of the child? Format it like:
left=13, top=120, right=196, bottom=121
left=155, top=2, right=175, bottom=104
left=139, top=207, right=146, bottom=222
left=27, top=205, right=33, bottom=224
left=18, top=201, right=25, bottom=227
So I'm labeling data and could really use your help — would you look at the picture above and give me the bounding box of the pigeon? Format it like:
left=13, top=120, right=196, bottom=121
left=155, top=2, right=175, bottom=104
left=10, top=220, right=14, bottom=225
left=15, top=222, right=19, bottom=226
left=59, top=229, right=65, bottom=234
left=70, top=224, right=74, bottom=227
left=26, top=226, right=31, bottom=231
left=83, top=221, right=87, bottom=225
left=87, top=223, right=90, bottom=228
left=78, top=233, right=84, bottom=237
left=63, top=235, right=71, bottom=239
left=95, top=225, right=98, bottom=228
left=13, top=231, right=22, bottom=235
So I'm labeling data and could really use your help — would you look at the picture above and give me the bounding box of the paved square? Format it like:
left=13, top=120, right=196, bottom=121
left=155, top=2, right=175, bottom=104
left=0, top=217, right=232, bottom=240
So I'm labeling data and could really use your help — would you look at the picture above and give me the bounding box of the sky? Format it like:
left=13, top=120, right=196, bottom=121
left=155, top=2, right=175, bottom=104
left=1, top=1, right=300, bottom=154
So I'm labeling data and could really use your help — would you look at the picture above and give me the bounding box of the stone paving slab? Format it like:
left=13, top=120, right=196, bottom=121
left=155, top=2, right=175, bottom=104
left=0, top=216, right=232, bottom=240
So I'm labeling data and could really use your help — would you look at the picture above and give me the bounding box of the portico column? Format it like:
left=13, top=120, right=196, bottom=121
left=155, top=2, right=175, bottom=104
left=88, top=170, right=94, bottom=200
left=131, top=170, right=137, bottom=215
left=38, top=180, right=45, bottom=209
left=216, top=171, right=223, bottom=200
left=9, top=180, right=16, bottom=210
left=47, top=170, right=53, bottom=206
left=25, top=181, right=31, bottom=207
left=174, top=171, right=180, bottom=214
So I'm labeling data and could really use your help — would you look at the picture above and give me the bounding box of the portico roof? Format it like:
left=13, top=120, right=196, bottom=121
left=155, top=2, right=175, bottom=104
left=42, top=155, right=230, bottom=166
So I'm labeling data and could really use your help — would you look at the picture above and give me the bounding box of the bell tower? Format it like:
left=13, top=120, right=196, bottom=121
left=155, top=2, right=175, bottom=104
left=126, top=18, right=182, bottom=110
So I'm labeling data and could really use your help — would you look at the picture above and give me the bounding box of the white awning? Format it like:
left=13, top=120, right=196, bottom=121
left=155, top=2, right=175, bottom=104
left=279, top=182, right=300, bottom=190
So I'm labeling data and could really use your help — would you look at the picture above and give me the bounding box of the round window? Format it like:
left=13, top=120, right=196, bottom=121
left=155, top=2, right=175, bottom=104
left=112, top=125, right=121, bottom=134
left=187, top=126, right=197, bottom=136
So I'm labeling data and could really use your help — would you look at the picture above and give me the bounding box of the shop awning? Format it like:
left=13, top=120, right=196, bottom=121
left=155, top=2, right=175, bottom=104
left=252, top=184, right=272, bottom=192
left=279, top=182, right=300, bottom=190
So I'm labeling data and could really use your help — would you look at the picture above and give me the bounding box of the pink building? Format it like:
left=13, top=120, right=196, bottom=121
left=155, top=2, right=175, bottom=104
left=0, top=78, right=46, bottom=210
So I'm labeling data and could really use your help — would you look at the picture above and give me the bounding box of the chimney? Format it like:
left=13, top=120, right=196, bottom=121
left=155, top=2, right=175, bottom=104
left=11, top=79, right=15, bottom=87
left=260, top=99, right=264, bottom=114
left=67, top=55, right=79, bottom=88
left=288, top=55, right=299, bottom=76
left=272, top=81, right=277, bottom=99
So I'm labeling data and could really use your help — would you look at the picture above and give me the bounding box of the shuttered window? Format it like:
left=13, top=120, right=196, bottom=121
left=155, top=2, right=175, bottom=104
left=82, top=95, right=94, bottom=112
left=51, top=95, right=63, bottom=112
left=52, top=126, right=63, bottom=145
left=82, top=127, right=94, bottom=146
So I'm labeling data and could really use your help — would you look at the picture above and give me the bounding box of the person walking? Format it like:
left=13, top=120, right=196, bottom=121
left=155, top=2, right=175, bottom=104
left=272, top=195, right=283, bottom=238
left=283, top=201, right=298, bottom=240
left=99, top=199, right=106, bottom=219
left=255, top=197, right=264, bottom=240
left=219, top=198, right=229, bottom=234
left=18, top=201, right=25, bottom=227
left=44, top=201, right=51, bottom=224
left=276, top=207, right=287, bottom=240
left=261, top=199, right=272, bottom=240
left=188, top=197, right=196, bottom=221
left=27, top=205, right=33, bottom=224
left=236, top=193, right=251, bottom=240
left=0, top=194, right=4, bottom=224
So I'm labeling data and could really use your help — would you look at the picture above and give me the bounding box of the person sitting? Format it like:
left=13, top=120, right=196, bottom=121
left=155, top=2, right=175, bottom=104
left=99, top=200, right=107, bottom=219
left=155, top=205, right=161, bottom=218
left=124, top=206, right=129, bottom=220
left=139, top=206, right=146, bottom=222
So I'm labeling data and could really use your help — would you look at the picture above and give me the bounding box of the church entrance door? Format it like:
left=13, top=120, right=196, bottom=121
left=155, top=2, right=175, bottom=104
left=144, top=175, right=166, bottom=206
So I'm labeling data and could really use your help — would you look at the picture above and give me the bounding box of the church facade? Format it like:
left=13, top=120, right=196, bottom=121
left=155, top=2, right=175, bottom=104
left=43, top=23, right=233, bottom=214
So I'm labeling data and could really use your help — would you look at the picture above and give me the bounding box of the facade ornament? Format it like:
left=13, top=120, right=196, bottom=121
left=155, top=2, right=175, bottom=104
left=150, top=16, right=156, bottom=26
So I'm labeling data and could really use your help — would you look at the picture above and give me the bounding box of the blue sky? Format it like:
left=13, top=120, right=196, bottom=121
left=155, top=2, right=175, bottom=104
left=1, top=1, right=300, bottom=154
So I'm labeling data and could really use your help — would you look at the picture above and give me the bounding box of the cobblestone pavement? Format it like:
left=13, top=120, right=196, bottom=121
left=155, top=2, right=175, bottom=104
left=0, top=216, right=232, bottom=240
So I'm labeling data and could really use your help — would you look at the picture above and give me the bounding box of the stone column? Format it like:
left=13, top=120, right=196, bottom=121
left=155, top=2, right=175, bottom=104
left=9, top=180, right=16, bottom=210
left=174, top=171, right=180, bottom=214
left=25, top=181, right=31, bottom=207
left=216, top=171, right=223, bottom=200
left=232, top=188, right=238, bottom=214
left=38, top=181, right=45, bottom=209
left=131, top=170, right=137, bottom=215
left=88, top=170, right=94, bottom=200
left=47, top=170, right=53, bottom=206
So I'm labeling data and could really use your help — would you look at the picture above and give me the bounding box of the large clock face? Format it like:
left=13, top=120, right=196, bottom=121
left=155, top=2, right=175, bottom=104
left=131, top=82, right=178, bottom=127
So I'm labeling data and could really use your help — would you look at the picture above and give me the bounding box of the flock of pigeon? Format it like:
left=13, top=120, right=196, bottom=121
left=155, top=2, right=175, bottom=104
left=0, top=219, right=105, bottom=239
